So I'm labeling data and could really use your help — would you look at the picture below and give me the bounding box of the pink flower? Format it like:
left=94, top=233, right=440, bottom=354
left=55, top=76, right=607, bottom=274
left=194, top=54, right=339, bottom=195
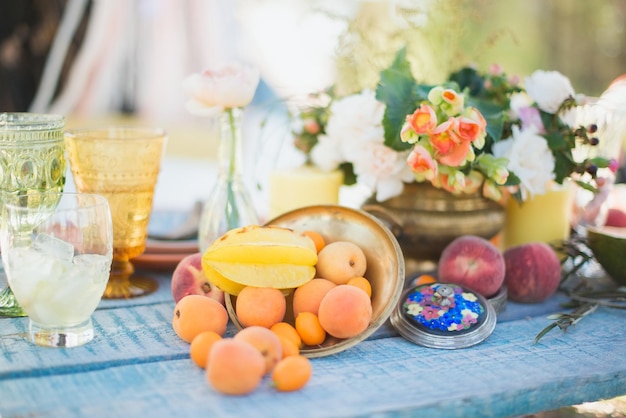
left=406, top=104, right=437, bottom=135
left=303, top=119, right=321, bottom=134
left=518, top=106, right=545, bottom=133
left=489, top=64, right=503, bottom=76
left=407, top=145, right=438, bottom=181
left=183, top=62, right=260, bottom=114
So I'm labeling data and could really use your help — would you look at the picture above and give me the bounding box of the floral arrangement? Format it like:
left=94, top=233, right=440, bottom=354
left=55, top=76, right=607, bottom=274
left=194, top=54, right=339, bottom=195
left=292, top=48, right=614, bottom=204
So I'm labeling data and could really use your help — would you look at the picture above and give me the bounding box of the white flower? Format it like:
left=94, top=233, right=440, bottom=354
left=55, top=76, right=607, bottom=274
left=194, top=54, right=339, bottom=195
left=310, top=134, right=345, bottom=171
left=310, top=89, right=413, bottom=201
left=183, top=63, right=260, bottom=115
left=508, top=92, right=533, bottom=120
left=311, top=90, right=385, bottom=171
left=492, top=125, right=555, bottom=200
left=524, top=70, right=575, bottom=114
left=324, top=89, right=385, bottom=149
left=351, top=143, right=414, bottom=201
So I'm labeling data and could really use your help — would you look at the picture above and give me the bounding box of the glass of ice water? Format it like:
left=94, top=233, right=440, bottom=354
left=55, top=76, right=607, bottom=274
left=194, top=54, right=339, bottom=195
left=0, top=192, right=113, bottom=347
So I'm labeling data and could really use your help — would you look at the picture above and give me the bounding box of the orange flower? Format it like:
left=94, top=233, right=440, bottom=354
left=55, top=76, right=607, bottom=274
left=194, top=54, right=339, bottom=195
left=406, top=145, right=437, bottom=181
left=454, top=117, right=483, bottom=143
left=406, top=104, right=437, bottom=135
left=428, top=120, right=472, bottom=167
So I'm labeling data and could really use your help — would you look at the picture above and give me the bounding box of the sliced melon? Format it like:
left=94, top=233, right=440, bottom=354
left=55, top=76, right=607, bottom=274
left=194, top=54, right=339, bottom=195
left=586, top=225, right=626, bottom=286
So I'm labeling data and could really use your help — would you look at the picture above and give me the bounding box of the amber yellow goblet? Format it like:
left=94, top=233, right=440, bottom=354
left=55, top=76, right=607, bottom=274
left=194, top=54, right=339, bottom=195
left=64, top=127, right=166, bottom=299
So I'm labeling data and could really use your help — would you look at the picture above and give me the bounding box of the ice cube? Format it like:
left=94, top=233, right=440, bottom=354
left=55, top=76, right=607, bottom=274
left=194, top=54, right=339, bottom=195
left=33, top=233, right=74, bottom=262
left=73, top=254, right=112, bottom=283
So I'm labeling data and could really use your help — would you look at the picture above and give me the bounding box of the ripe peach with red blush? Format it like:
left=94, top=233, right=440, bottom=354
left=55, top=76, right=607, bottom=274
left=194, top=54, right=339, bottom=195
left=437, top=235, right=505, bottom=298
left=171, top=253, right=225, bottom=305
left=504, top=242, right=561, bottom=303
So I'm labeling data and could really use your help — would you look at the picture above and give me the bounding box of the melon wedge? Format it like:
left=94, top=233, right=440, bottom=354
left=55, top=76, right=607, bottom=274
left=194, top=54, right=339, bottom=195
left=586, top=225, right=626, bottom=286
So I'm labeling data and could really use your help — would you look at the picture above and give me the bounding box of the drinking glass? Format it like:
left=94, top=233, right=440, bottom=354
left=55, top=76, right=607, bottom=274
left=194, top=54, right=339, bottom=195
left=0, top=112, right=67, bottom=317
left=64, top=127, right=166, bottom=299
left=0, top=192, right=113, bottom=347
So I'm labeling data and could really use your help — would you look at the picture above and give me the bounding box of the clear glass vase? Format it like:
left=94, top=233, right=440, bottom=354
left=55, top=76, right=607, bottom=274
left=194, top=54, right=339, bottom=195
left=0, top=112, right=67, bottom=317
left=197, top=107, right=259, bottom=251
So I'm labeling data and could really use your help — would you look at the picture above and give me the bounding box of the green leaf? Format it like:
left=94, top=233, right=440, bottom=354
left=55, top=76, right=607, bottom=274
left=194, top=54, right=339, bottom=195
left=553, top=152, right=576, bottom=184
left=448, top=67, right=485, bottom=97
left=376, top=47, right=421, bottom=152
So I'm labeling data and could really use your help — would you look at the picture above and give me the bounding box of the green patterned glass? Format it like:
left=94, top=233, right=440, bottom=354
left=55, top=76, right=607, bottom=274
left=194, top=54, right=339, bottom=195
left=0, top=113, right=67, bottom=317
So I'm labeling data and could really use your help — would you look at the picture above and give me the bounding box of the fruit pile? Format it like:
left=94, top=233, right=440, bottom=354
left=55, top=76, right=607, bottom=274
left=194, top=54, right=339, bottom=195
left=169, top=225, right=375, bottom=395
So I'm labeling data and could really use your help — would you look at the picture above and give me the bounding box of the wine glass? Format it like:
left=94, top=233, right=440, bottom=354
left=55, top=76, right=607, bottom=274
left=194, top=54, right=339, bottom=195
left=64, top=127, right=166, bottom=299
left=0, top=192, right=113, bottom=347
left=0, top=112, right=67, bottom=317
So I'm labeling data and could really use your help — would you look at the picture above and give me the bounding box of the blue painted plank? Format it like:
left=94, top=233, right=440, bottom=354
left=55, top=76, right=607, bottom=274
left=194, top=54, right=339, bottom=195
left=1, top=308, right=625, bottom=417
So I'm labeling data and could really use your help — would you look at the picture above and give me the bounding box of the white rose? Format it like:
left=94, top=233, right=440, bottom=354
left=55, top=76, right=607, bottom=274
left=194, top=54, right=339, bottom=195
left=324, top=90, right=385, bottom=156
left=351, top=143, right=415, bottom=201
left=183, top=63, right=260, bottom=115
left=524, top=70, right=575, bottom=114
left=311, top=90, right=384, bottom=171
left=310, top=134, right=344, bottom=171
left=492, top=126, right=555, bottom=200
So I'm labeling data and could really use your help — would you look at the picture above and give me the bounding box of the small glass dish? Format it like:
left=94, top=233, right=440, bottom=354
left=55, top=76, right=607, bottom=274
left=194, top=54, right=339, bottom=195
left=390, top=282, right=496, bottom=349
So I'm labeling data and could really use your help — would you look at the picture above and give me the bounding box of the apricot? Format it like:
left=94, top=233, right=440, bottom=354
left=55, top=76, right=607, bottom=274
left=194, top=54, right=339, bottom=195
left=318, top=285, right=372, bottom=339
left=295, top=311, right=326, bottom=346
left=292, top=278, right=336, bottom=317
left=302, top=230, right=326, bottom=253
left=315, top=241, right=367, bottom=285
left=271, top=355, right=312, bottom=392
left=234, top=326, right=283, bottom=374
left=172, top=294, right=229, bottom=343
left=206, top=338, right=265, bottom=395
left=270, top=321, right=302, bottom=348
left=235, top=286, right=286, bottom=328
left=277, top=335, right=300, bottom=358
left=346, top=276, right=372, bottom=298
left=190, top=331, right=222, bottom=368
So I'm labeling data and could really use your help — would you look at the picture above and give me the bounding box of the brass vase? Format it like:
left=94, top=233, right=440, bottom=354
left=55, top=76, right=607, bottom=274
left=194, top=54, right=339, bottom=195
left=362, top=182, right=505, bottom=264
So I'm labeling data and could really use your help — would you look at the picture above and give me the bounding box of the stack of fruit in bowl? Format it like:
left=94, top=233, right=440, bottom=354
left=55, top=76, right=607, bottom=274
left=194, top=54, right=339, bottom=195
left=167, top=205, right=406, bottom=394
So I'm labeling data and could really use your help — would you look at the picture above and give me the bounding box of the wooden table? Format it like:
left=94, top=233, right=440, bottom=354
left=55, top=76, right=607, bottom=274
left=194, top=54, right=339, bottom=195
left=1, top=263, right=625, bottom=418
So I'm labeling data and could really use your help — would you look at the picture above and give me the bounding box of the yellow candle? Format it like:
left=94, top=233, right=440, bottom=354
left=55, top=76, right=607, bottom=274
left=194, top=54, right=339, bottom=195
left=503, top=184, right=573, bottom=249
left=269, top=165, right=344, bottom=219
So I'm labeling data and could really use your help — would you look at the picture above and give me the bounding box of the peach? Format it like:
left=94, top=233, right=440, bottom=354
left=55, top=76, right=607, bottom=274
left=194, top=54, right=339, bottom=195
left=206, top=338, right=265, bottom=395
left=315, top=241, right=367, bottom=285
left=437, top=235, right=505, bottom=298
left=292, top=278, right=336, bottom=317
left=171, top=253, right=225, bottom=305
left=235, top=286, right=286, bottom=328
left=318, top=285, right=372, bottom=339
left=504, top=242, right=561, bottom=303
left=234, top=326, right=283, bottom=374
left=172, top=294, right=229, bottom=343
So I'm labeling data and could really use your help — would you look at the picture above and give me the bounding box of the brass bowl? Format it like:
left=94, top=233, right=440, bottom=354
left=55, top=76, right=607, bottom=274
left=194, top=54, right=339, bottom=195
left=225, top=205, right=405, bottom=358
